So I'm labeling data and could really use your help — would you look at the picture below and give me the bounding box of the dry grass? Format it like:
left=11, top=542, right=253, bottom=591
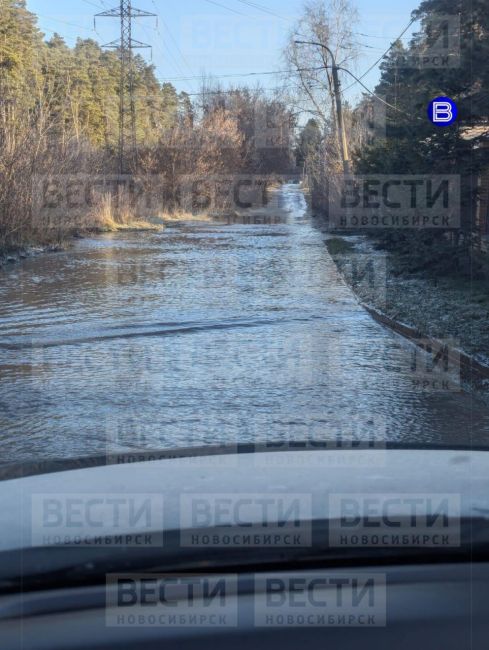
left=158, top=210, right=213, bottom=223
left=90, top=193, right=165, bottom=232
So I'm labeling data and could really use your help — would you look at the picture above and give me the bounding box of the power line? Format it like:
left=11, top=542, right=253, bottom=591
left=336, top=65, right=424, bottom=122
left=40, top=28, right=79, bottom=44
left=36, top=13, right=95, bottom=32
left=203, top=0, right=247, bottom=15
left=355, top=32, right=395, bottom=40
left=341, top=17, right=416, bottom=94
left=138, top=21, right=197, bottom=94
left=155, top=67, right=323, bottom=83
left=81, top=0, right=108, bottom=8
left=184, top=84, right=298, bottom=96
left=148, top=1, right=198, bottom=93
left=339, top=68, right=407, bottom=113
left=341, top=41, right=386, bottom=51
left=96, top=1, right=156, bottom=173
left=354, top=31, right=412, bottom=40
left=235, top=0, right=289, bottom=20
left=160, top=22, right=195, bottom=78
left=352, top=26, right=459, bottom=40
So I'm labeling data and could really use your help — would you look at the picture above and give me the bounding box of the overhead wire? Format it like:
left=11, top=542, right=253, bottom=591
left=155, top=67, right=323, bottom=82
left=341, top=17, right=417, bottom=94
left=203, top=0, right=248, bottom=16
left=235, top=0, right=289, bottom=21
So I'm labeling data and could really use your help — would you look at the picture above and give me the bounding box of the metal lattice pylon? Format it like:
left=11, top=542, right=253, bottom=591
left=96, top=1, right=155, bottom=173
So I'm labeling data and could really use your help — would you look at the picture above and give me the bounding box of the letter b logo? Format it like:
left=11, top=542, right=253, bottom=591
left=428, top=96, right=457, bottom=126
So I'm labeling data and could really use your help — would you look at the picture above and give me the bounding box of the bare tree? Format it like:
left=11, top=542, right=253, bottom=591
left=283, top=0, right=359, bottom=214
left=284, top=0, right=359, bottom=172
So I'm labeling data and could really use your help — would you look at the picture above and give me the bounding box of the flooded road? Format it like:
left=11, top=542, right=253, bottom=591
left=1, top=183, right=488, bottom=464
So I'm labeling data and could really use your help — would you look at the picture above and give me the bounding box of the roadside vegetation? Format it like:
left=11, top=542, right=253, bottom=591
left=0, top=0, right=296, bottom=256
left=294, top=0, right=489, bottom=281
left=2, top=0, right=489, bottom=293
left=289, top=0, right=489, bottom=379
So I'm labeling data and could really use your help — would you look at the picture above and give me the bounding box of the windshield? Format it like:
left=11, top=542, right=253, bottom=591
left=1, top=0, right=489, bottom=638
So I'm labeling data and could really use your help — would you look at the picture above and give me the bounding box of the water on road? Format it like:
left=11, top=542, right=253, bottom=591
left=1, top=183, right=488, bottom=464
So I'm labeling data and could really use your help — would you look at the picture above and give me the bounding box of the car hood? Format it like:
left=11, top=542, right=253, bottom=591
left=0, top=448, right=488, bottom=553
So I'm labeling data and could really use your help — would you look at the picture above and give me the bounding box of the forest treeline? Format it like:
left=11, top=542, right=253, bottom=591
left=0, top=0, right=296, bottom=252
left=294, top=0, right=489, bottom=279
left=5, top=0, right=488, bottom=280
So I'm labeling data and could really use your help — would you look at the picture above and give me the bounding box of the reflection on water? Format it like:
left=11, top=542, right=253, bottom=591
left=211, top=214, right=288, bottom=225
left=0, top=183, right=488, bottom=464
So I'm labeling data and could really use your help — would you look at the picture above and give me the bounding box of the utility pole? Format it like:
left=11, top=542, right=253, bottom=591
left=95, top=1, right=156, bottom=174
left=331, top=64, right=350, bottom=176
left=294, top=40, right=351, bottom=175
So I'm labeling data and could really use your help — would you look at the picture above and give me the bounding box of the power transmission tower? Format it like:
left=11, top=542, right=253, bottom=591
left=95, top=1, right=156, bottom=174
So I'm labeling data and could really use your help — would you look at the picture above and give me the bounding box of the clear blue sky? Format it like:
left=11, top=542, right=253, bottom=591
left=27, top=0, right=419, bottom=101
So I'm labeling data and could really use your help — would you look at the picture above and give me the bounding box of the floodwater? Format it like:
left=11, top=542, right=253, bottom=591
left=0, top=183, right=488, bottom=465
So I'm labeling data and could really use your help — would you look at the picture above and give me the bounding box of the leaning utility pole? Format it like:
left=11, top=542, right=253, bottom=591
left=294, top=40, right=351, bottom=175
left=330, top=64, right=350, bottom=176
left=95, top=1, right=155, bottom=174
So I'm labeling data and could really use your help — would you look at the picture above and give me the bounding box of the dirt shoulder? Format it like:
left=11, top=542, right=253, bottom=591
left=325, top=234, right=489, bottom=404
